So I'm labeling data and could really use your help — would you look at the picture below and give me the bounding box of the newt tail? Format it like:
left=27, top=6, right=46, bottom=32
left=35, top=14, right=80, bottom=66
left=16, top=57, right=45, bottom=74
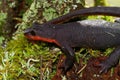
left=45, top=7, right=120, bottom=24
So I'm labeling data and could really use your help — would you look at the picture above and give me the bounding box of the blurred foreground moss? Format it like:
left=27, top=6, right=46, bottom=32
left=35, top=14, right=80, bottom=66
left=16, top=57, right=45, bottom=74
left=0, top=34, right=60, bottom=80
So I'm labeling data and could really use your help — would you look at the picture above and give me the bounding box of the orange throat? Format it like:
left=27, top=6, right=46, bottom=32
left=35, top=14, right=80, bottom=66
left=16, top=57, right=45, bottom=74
left=25, top=35, right=60, bottom=46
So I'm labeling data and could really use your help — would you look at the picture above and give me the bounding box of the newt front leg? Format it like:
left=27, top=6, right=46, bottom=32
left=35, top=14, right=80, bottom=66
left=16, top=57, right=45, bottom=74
left=58, top=42, right=75, bottom=74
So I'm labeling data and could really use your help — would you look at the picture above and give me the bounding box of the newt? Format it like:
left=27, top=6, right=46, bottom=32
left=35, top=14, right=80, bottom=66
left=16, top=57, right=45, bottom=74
left=24, top=7, right=120, bottom=74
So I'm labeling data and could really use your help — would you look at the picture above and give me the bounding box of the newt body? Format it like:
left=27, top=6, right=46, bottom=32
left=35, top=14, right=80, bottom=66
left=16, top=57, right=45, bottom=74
left=24, top=7, right=120, bottom=74
left=24, top=20, right=120, bottom=73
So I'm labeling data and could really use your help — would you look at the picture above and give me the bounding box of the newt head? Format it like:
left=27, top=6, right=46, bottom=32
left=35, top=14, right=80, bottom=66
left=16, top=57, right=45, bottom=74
left=24, top=23, right=56, bottom=43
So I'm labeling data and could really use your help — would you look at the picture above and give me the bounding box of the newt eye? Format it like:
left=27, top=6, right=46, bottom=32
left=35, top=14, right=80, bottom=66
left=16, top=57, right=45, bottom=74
left=30, top=30, right=36, bottom=36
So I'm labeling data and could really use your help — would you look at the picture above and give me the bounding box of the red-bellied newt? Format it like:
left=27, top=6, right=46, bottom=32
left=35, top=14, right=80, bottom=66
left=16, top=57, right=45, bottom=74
left=24, top=7, right=120, bottom=74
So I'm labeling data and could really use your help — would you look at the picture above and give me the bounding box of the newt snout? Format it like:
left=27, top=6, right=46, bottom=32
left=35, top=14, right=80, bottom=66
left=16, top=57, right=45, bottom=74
left=24, top=28, right=38, bottom=40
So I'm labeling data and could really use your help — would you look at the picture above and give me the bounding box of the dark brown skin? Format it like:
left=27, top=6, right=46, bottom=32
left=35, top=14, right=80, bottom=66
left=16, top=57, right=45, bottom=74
left=24, top=7, right=120, bottom=74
